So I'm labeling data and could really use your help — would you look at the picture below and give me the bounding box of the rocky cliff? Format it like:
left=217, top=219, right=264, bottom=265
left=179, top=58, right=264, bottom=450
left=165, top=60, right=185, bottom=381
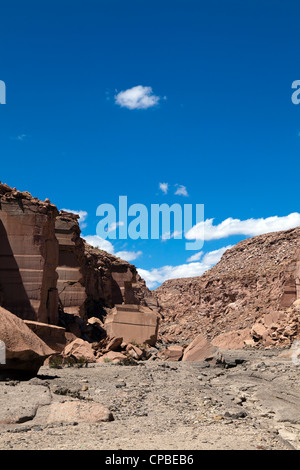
left=154, top=227, right=300, bottom=348
left=0, top=183, right=155, bottom=330
left=0, top=183, right=59, bottom=324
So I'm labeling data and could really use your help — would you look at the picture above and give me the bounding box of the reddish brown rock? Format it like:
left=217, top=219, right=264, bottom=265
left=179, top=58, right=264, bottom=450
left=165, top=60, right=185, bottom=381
left=104, top=304, right=159, bottom=346
left=63, top=338, right=96, bottom=362
left=55, top=211, right=157, bottom=323
left=154, top=228, right=300, bottom=347
left=105, top=336, right=123, bottom=352
left=24, top=320, right=66, bottom=352
left=55, top=212, right=87, bottom=317
left=212, top=328, right=252, bottom=349
left=0, top=184, right=59, bottom=323
left=182, top=334, right=218, bottom=362
left=96, top=351, right=127, bottom=363
left=0, top=182, right=159, bottom=350
left=157, top=345, right=184, bottom=361
left=126, top=343, right=143, bottom=359
left=0, top=306, right=55, bottom=377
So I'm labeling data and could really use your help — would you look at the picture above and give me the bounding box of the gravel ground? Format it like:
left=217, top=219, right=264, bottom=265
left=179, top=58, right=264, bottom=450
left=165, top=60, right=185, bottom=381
left=0, top=349, right=299, bottom=450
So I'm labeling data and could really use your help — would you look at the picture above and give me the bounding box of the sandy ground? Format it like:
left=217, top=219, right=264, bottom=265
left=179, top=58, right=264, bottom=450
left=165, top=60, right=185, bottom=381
left=0, top=348, right=299, bottom=451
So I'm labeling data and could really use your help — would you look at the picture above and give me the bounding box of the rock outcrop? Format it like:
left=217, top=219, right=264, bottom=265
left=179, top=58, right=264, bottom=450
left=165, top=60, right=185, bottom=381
left=0, top=184, right=59, bottom=324
left=0, top=182, right=159, bottom=359
left=55, top=210, right=156, bottom=322
left=0, top=182, right=155, bottom=316
left=154, top=227, right=300, bottom=348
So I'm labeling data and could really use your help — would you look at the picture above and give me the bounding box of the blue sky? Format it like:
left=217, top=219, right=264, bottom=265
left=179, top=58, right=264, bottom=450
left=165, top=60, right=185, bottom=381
left=1, top=0, right=300, bottom=288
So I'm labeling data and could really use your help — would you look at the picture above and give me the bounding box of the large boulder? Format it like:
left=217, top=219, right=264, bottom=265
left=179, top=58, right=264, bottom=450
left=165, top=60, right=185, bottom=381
left=104, top=304, right=159, bottom=346
left=46, top=401, right=113, bottom=424
left=211, top=328, right=252, bottom=349
left=0, top=306, right=55, bottom=378
left=24, top=320, right=67, bottom=352
left=157, top=345, right=184, bottom=361
left=63, top=338, right=96, bottom=363
left=182, top=333, right=218, bottom=362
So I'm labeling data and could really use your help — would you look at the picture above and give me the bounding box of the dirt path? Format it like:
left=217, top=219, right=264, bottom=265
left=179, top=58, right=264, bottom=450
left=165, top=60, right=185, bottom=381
left=0, top=349, right=299, bottom=450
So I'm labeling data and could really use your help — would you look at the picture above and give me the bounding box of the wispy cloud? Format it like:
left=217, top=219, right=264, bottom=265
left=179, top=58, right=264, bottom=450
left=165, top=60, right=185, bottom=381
left=17, top=134, right=27, bottom=141
left=186, top=251, right=204, bottom=262
left=106, top=221, right=124, bottom=233
left=114, top=250, right=142, bottom=262
left=174, top=184, right=188, bottom=197
left=115, top=85, right=161, bottom=110
left=138, top=245, right=232, bottom=289
left=161, top=230, right=182, bottom=241
left=10, top=134, right=28, bottom=141
left=159, top=182, right=169, bottom=195
left=185, top=213, right=300, bottom=241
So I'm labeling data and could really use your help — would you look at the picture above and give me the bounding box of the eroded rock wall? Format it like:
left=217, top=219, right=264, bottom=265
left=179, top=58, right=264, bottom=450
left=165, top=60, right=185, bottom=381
left=0, top=183, right=159, bottom=333
left=0, top=184, right=59, bottom=323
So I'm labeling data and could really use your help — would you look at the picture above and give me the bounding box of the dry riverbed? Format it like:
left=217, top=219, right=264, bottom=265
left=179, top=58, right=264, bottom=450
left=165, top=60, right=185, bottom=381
left=0, top=348, right=299, bottom=450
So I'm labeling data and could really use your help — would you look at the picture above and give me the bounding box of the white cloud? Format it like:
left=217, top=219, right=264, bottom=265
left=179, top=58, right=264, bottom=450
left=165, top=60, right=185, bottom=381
left=83, top=235, right=142, bottom=262
left=84, top=235, right=115, bottom=253
left=115, top=85, right=160, bottom=110
left=115, top=250, right=142, bottom=262
left=161, top=230, right=182, bottom=241
left=201, top=246, right=233, bottom=265
left=174, top=184, right=188, bottom=197
left=106, top=221, right=124, bottom=233
left=17, top=134, right=27, bottom=141
left=186, top=251, right=203, bottom=262
left=185, top=213, right=300, bottom=241
left=138, top=245, right=232, bottom=289
left=159, top=182, right=169, bottom=194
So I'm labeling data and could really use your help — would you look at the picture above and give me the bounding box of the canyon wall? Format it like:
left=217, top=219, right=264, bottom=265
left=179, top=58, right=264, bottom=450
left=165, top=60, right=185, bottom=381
left=0, top=184, right=59, bottom=324
left=0, top=183, right=155, bottom=328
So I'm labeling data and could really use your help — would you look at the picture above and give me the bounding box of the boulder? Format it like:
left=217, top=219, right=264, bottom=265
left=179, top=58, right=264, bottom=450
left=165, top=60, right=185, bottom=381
left=211, top=328, right=252, bottom=349
left=126, top=343, right=143, bottom=359
left=24, top=320, right=66, bottom=352
left=63, top=338, right=96, bottom=362
left=104, top=304, right=159, bottom=346
left=0, top=306, right=55, bottom=377
left=157, top=345, right=184, bottom=361
left=105, top=336, right=123, bottom=352
left=251, top=323, right=269, bottom=341
left=182, top=334, right=218, bottom=362
left=46, top=401, right=113, bottom=424
left=97, top=351, right=127, bottom=363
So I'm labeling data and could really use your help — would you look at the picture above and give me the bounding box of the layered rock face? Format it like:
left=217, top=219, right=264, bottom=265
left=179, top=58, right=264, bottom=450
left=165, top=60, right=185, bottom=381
left=154, top=227, right=300, bottom=347
left=55, top=211, right=87, bottom=317
left=0, top=184, right=59, bottom=324
left=0, top=183, right=156, bottom=341
left=55, top=210, right=154, bottom=321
